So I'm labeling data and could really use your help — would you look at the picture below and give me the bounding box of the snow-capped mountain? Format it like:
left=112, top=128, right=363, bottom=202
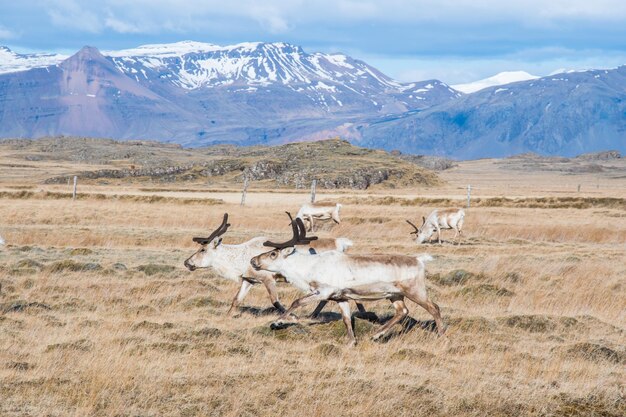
left=0, top=46, right=67, bottom=74
left=2, top=41, right=623, bottom=158
left=104, top=41, right=459, bottom=113
left=356, top=67, right=626, bottom=158
left=107, top=41, right=396, bottom=90
left=452, top=71, right=539, bottom=94
left=0, top=42, right=460, bottom=146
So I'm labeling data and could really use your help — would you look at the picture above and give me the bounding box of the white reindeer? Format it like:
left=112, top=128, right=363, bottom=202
left=184, top=213, right=357, bottom=316
left=407, top=208, right=465, bottom=244
left=0, top=235, right=5, bottom=245
left=296, top=202, right=342, bottom=232
left=250, top=218, right=446, bottom=346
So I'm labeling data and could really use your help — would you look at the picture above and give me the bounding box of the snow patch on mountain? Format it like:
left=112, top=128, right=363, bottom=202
left=106, top=41, right=403, bottom=91
left=453, top=71, right=539, bottom=94
left=0, top=46, right=67, bottom=74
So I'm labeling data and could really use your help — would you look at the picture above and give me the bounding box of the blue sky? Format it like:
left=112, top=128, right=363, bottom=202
left=2, top=0, right=626, bottom=84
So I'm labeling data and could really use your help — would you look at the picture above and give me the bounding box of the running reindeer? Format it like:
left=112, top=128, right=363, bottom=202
left=407, top=208, right=465, bottom=244
left=296, top=202, right=342, bottom=232
left=184, top=213, right=354, bottom=316
left=251, top=218, right=446, bottom=346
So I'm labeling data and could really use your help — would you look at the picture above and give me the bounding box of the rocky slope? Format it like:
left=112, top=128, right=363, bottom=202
left=1, top=137, right=440, bottom=189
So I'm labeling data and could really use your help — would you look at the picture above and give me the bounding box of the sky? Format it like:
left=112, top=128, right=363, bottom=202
left=2, top=0, right=626, bottom=84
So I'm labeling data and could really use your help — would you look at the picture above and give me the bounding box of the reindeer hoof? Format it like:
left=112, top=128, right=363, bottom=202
left=270, top=321, right=288, bottom=330
left=371, top=333, right=384, bottom=342
left=346, top=339, right=357, bottom=347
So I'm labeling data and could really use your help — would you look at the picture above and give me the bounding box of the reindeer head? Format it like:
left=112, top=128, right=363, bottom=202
left=250, top=213, right=317, bottom=273
left=406, top=217, right=434, bottom=244
left=184, top=213, right=230, bottom=271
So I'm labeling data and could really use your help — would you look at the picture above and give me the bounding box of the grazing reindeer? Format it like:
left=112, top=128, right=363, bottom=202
left=407, top=208, right=465, bottom=244
left=184, top=213, right=353, bottom=316
left=296, top=202, right=342, bottom=232
left=250, top=218, right=446, bottom=346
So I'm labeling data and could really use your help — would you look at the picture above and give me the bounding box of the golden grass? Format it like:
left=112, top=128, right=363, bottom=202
left=0, top=160, right=625, bottom=416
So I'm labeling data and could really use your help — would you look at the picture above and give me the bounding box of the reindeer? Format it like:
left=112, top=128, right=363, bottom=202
left=0, top=235, right=4, bottom=245
left=184, top=213, right=355, bottom=316
left=406, top=208, right=465, bottom=244
left=296, top=202, right=342, bottom=232
left=250, top=218, right=446, bottom=346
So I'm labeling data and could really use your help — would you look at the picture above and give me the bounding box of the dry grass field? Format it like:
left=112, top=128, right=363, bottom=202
left=0, top=144, right=625, bottom=416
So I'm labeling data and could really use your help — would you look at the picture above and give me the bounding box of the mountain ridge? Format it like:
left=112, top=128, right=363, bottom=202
left=0, top=41, right=625, bottom=158
left=356, top=65, right=626, bottom=158
left=0, top=42, right=459, bottom=146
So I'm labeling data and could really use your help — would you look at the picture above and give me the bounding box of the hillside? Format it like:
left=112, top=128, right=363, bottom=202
left=355, top=66, right=626, bottom=158
left=0, top=137, right=440, bottom=189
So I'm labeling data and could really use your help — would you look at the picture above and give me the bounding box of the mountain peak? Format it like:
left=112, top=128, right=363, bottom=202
left=75, top=45, right=105, bottom=59
left=59, top=45, right=115, bottom=72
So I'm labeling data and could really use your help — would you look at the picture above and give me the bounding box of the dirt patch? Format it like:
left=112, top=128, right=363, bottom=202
left=391, top=348, right=435, bottom=361
left=2, top=301, right=52, bottom=313
left=430, top=269, right=483, bottom=286
left=448, top=317, right=495, bottom=333
left=498, top=315, right=556, bottom=333
left=6, top=361, right=33, bottom=371
left=48, top=260, right=102, bottom=273
left=456, top=284, right=514, bottom=298
left=184, top=296, right=226, bottom=309
left=136, top=264, right=176, bottom=276
left=313, top=343, right=342, bottom=357
left=168, top=327, right=222, bottom=342
left=68, top=248, right=94, bottom=256
left=45, top=339, right=93, bottom=353
left=554, top=342, right=623, bottom=364
left=132, top=321, right=175, bottom=332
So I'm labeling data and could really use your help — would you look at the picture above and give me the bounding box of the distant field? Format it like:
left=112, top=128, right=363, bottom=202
left=0, top=144, right=624, bottom=416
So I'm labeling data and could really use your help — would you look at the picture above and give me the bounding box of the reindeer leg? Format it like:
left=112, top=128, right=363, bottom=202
left=227, top=280, right=254, bottom=316
left=371, top=296, right=408, bottom=342
left=404, top=289, right=446, bottom=337
left=310, top=300, right=328, bottom=318
left=275, top=292, right=325, bottom=323
left=261, top=277, right=286, bottom=314
left=308, top=215, right=315, bottom=232
left=332, top=209, right=341, bottom=224
left=337, top=301, right=356, bottom=346
left=437, top=225, right=442, bottom=244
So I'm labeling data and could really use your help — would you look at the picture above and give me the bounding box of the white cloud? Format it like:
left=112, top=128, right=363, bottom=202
left=34, top=1, right=626, bottom=37
left=46, top=0, right=102, bottom=33
left=0, top=26, right=16, bottom=40
left=104, top=16, right=141, bottom=34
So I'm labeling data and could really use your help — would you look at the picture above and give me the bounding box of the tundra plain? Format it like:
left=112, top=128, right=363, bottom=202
left=0, top=142, right=625, bottom=416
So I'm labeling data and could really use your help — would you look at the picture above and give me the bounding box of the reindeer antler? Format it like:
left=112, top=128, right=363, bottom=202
left=193, top=213, right=231, bottom=244
left=406, top=219, right=420, bottom=235
left=264, top=212, right=318, bottom=248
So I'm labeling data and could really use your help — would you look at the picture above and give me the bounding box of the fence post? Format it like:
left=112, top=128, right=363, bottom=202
left=310, top=179, right=317, bottom=204
left=466, top=184, right=471, bottom=208
left=240, top=177, right=249, bottom=206
left=577, top=184, right=581, bottom=193
left=72, top=176, right=78, bottom=201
